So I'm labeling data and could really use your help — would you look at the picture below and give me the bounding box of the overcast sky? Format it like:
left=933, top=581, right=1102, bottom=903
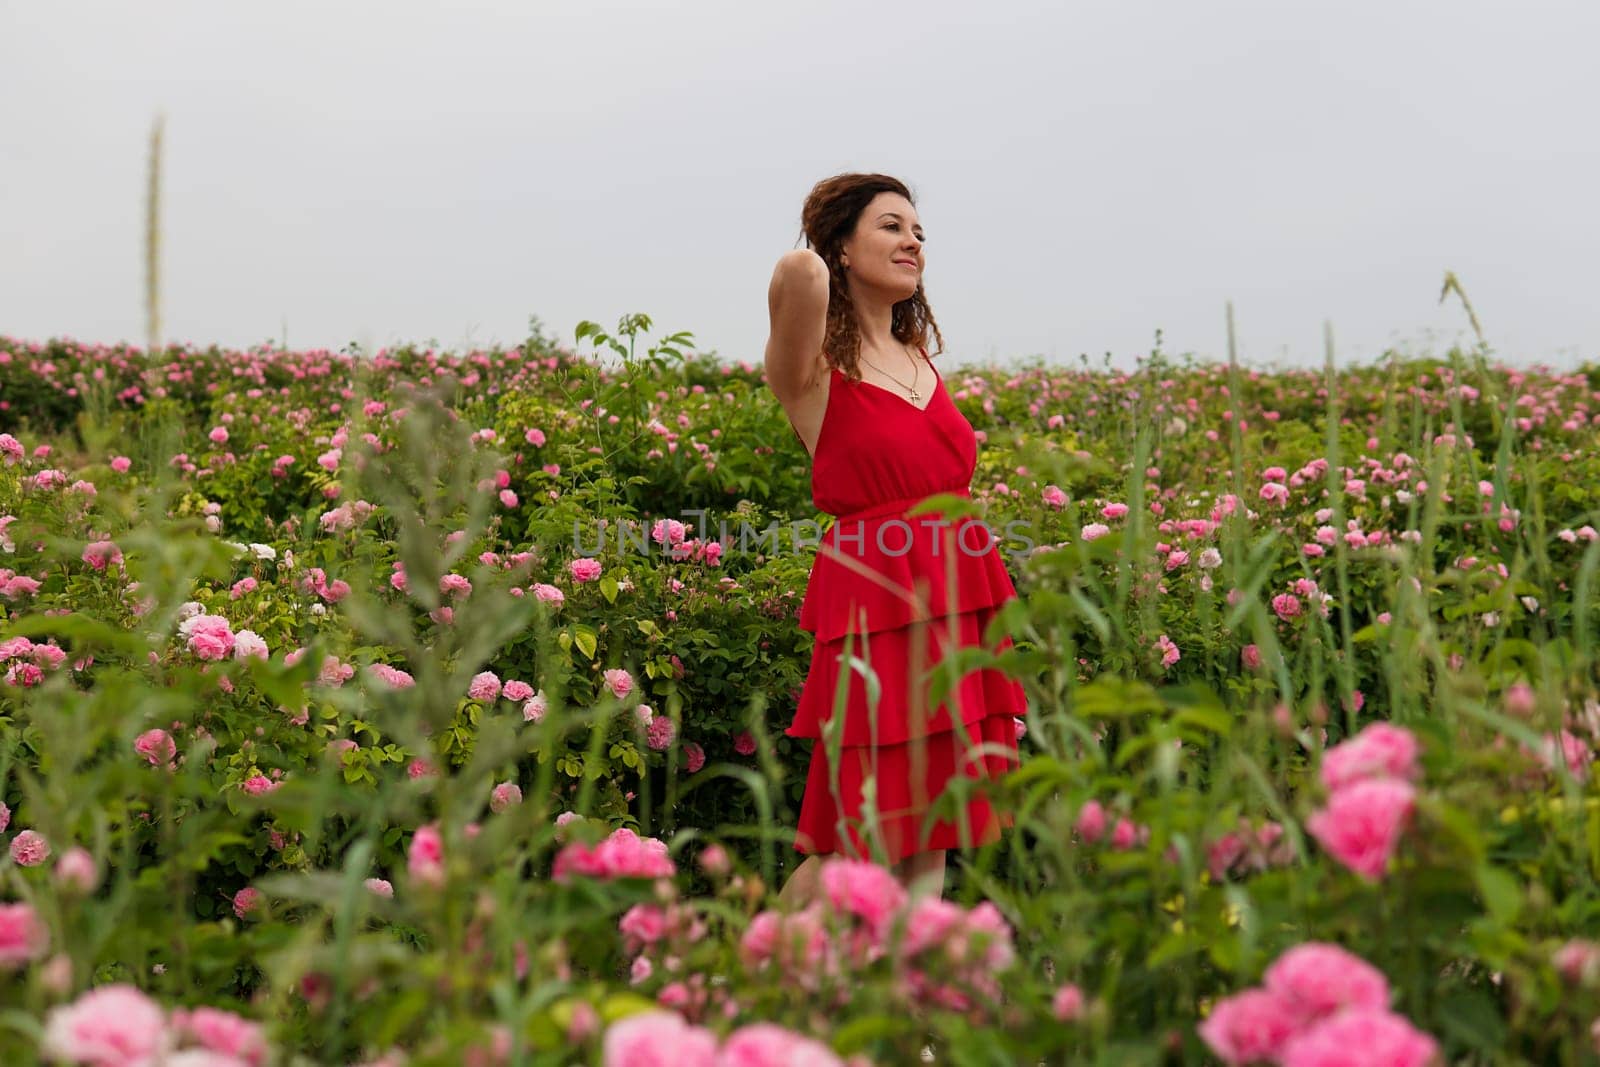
left=3, top=1, right=1597, bottom=372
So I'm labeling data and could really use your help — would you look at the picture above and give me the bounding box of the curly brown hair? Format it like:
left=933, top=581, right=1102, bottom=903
left=798, top=173, right=945, bottom=383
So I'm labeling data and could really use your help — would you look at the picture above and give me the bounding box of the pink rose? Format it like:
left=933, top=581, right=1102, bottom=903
left=408, top=823, right=446, bottom=887
left=1280, top=1007, right=1439, bottom=1067
left=618, top=904, right=670, bottom=952
left=1052, top=983, right=1085, bottom=1022
left=1156, top=633, right=1180, bottom=668
left=1306, top=779, right=1416, bottom=881
left=240, top=774, right=279, bottom=796
left=364, top=877, right=394, bottom=898
left=1264, top=942, right=1391, bottom=1025
left=646, top=716, right=677, bottom=751
left=1198, top=988, right=1300, bottom=1065
left=1319, top=723, right=1421, bottom=791
left=41, top=984, right=170, bottom=1066
left=55, top=847, right=100, bottom=893
left=698, top=844, right=730, bottom=877
left=232, top=886, right=262, bottom=920
left=602, top=668, right=634, bottom=700
left=715, top=1022, right=845, bottom=1067
left=467, top=671, right=502, bottom=702
left=1534, top=729, right=1594, bottom=780
left=602, top=1010, right=718, bottom=1066
left=183, top=614, right=236, bottom=661
left=171, top=1005, right=268, bottom=1066
left=135, top=728, right=177, bottom=766
left=819, top=858, right=906, bottom=939
left=6, top=662, right=43, bottom=688
left=568, top=557, right=603, bottom=583
left=233, top=630, right=269, bottom=661
left=502, top=680, right=533, bottom=702
left=682, top=741, right=706, bottom=773
left=1075, top=800, right=1107, bottom=843
left=900, top=896, right=966, bottom=958
left=553, top=827, right=676, bottom=882
left=1553, top=939, right=1600, bottom=985
left=733, top=731, right=756, bottom=756
left=0, top=902, right=49, bottom=969
left=10, top=829, right=50, bottom=867
left=490, top=782, right=523, bottom=813
left=81, top=540, right=123, bottom=572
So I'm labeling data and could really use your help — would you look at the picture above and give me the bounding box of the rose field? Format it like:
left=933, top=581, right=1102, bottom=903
left=2, top=318, right=1600, bottom=1065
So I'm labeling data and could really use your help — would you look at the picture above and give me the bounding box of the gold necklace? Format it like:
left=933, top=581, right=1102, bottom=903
left=859, top=346, right=923, bottom=404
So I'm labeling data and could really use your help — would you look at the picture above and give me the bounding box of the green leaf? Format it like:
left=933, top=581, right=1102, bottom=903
left=1173, top=705, right=1234, bottom=738
left=1435, top=988, right=1508, bottom=1051
left=1146, top=928, right=1203, bottom=969
left=1474, top=864, right=1523, bottom=924
left=598, top=991, right=661, bottom=1024
left=600, top=576, right=618, bottom=604
left=573, top=628, right=598, bottom=661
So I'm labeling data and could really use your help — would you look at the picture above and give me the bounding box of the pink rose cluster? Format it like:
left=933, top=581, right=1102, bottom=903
left=1200, top=942, right=1438, bottom=1066
left=617, top=901, right=711, bottom=1001
left=603, top=1011, right=851, bottom=1067
left=0, top=566, right=43, bottom=601
left=1073, top=799, right=1149, bottom=852
left=40, top=984, right=270, bottom=1066
left=2, top=635, right=69, bottom=688
left=553, top=827, right=676, bottom=883
left=1306, top=722, right=1420, bottom=881
left=1208, top=819, right=1294, bottom=882
left=898, top=895, right=1015, bottom=1013
left=317, top=498, right=375, bottom=533
left=179, top=612, right=236, bottom=661
left=80, top=539, right=124, bottom=572
left=366, top=663, right=415, bottom=689
left=735, top=859, right=1016, bottom=1016
left=299, top=566, right=351, bottom=604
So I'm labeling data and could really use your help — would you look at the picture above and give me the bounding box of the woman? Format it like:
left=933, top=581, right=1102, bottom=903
left=764, top=173, right=1027, bottom=905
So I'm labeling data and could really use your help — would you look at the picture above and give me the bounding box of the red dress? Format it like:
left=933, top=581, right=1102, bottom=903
left=784, top=350, right=1025, bottom=865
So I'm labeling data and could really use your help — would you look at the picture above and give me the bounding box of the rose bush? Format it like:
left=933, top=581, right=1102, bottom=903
left=0, top=325, right=1597, bottom=1061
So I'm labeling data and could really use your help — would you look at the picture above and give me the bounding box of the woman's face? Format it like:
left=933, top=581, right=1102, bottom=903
left=840, top=191, right=925, bottom=303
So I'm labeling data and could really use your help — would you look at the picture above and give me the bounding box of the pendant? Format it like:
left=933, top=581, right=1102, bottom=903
left=908, top=390, right=921, bottom=403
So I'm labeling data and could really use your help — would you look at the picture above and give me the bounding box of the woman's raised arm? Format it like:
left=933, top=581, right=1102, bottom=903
left=763, top=249, right=830, bottom=400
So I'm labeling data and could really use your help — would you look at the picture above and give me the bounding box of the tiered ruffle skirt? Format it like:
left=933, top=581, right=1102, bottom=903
left=785, top=500, right=1025, bottom=864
